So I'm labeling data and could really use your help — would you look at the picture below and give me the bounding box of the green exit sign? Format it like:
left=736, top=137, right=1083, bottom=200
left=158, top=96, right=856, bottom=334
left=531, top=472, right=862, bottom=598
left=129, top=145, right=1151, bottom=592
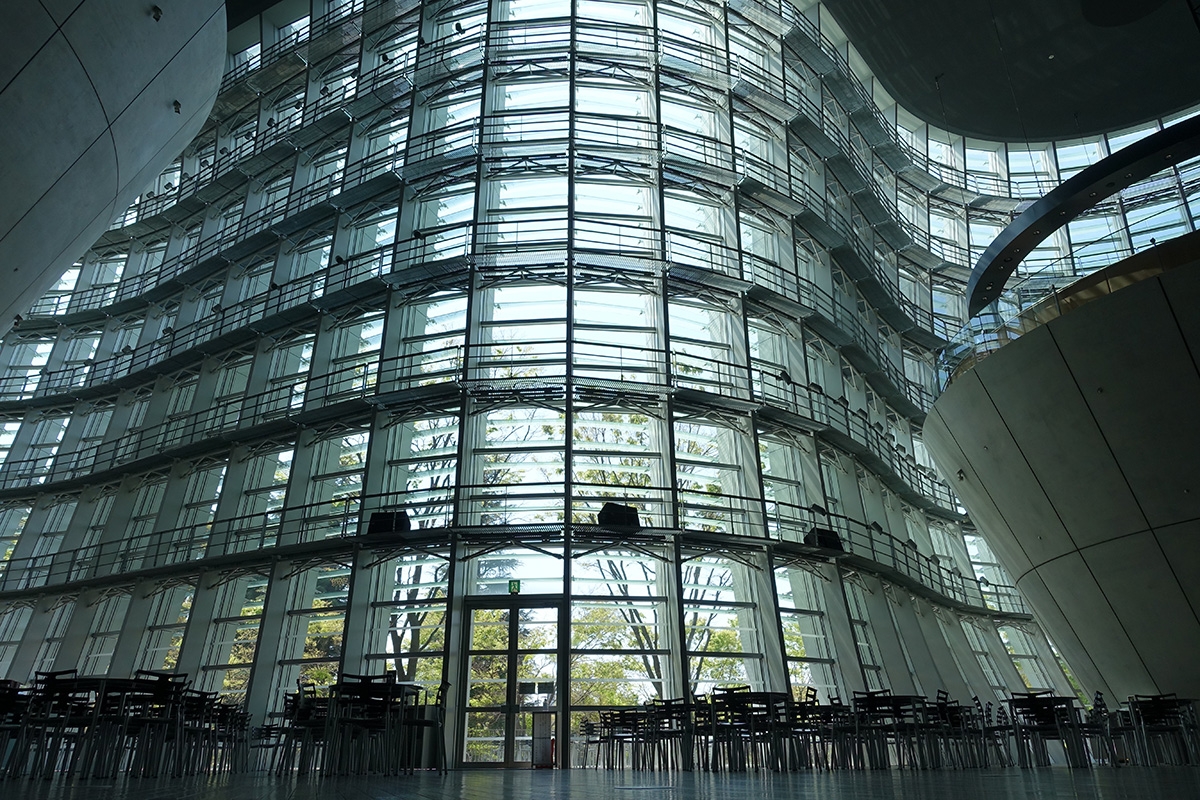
left=508, top=579, right=521, bottom=595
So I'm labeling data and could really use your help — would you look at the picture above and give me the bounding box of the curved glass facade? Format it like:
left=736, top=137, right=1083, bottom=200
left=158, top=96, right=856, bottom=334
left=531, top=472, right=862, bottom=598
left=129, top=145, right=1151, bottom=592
left=0, top=0, right=1089, bottom=767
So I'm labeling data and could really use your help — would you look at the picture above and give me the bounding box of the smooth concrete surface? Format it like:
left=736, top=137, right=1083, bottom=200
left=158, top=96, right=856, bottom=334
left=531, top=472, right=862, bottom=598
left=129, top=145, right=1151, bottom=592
left=926, top=266, right=1200, bottom=700
left=0, top=0, right=226, bottom=334
left=5, top=768, right=1200, bottom=800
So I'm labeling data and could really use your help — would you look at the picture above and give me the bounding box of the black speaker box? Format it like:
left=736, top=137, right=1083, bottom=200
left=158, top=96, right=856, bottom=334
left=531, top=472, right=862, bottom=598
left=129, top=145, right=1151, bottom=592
left=597, top=502, right=641, bottom=530
left=803, top=526, right=844, bottom=551
left=367, top=510, right=411, bottom=536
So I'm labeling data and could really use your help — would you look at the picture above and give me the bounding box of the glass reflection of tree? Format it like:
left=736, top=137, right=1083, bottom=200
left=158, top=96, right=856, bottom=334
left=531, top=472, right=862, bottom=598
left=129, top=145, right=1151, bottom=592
left=571, top=411, right=655, bottom=522
left=400, top=416, right=457, bottom=530
left=388, top=557, right=448, bottom=682
left=480, top=407, right=565, bottom=526
left=683, top=561, right=743, bottom=687
left=571, top=557, right=664, bottom=704
left=298, top=568, right=349, bottom=688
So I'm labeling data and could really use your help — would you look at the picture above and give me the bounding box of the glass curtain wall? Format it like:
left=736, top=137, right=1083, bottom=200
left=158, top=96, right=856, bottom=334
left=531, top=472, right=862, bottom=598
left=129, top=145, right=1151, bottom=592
left=0, top=0, right=1076, bottom=767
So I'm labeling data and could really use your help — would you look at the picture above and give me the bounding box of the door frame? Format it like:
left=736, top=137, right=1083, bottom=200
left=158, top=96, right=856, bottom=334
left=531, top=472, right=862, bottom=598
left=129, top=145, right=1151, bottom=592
left=457, top=593, right=564, bottom=768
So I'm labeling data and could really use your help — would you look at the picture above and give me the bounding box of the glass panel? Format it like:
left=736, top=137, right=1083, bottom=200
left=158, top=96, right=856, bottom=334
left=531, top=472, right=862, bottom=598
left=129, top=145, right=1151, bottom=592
left=471, top=548, right=564, bottom=595
left=516, top=605, right=557, bottom=650
left=467, top=655, right=508, bottom=708
left=463, top=711, right=505, bottom=763
left=470, top=608, right=510, bottom=651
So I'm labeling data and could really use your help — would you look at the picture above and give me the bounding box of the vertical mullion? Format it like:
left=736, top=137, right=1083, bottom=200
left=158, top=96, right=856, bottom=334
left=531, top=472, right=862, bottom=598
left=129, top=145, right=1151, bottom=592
left=558, top=0, right=581, bottom=766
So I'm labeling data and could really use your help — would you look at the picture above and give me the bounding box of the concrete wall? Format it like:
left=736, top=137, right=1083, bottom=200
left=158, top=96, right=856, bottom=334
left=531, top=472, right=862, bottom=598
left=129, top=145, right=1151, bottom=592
left=926, top=265, right=1200, bottom=700
left=0, top=0, right=226, bottom=332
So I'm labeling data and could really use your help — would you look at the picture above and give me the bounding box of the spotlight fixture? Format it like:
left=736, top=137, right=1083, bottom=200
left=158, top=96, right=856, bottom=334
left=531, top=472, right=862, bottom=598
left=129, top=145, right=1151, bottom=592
left=151, top=5, right=162, bottom=21
left=334, top=255, right=346, bottom=265
left=161, top=326, right=174, bottom=337
left=455, top=21, right=465, bottom=33
left=12, top=314, right=21, bottom=327
left=173, top=100, right=181, bottom=114
left=320, top=86, right=331, bottom=96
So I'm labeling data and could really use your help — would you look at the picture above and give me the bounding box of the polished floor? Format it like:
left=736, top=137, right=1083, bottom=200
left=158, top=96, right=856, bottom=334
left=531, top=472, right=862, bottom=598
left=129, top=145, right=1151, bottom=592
left=3, top=768, right=1199, bottom=800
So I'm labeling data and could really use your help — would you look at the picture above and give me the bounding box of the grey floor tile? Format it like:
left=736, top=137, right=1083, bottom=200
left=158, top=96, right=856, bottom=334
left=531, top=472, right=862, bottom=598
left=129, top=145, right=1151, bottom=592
left=4, top=769, right=1200, bottom=800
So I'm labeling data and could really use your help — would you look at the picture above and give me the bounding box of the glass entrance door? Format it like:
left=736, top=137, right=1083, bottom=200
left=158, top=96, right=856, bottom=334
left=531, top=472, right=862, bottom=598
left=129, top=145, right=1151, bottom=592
left=461, top=600, right=559, bottom=767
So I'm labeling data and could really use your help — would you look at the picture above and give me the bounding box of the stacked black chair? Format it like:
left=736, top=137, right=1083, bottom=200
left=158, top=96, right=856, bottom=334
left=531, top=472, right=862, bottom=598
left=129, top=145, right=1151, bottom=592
left=1129, top=694, right=1199, bottom=765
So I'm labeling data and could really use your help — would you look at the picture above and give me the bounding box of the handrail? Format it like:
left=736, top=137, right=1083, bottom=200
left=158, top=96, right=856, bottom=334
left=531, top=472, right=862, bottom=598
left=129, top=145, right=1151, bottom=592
left=0, top=487, right=1005, bottom=615
left=762, top=498, right=1010, bottom=612
left=0, top=338, right=953, bottom=527
left=78, top=13, right=968, bottom=357
left=749, top=367, right=954, bottom=508
left=12, top=223, right=937, bottom=427
left=760, top=0, right=1058, bottom=202
left=966, top=114, right=1200, bottom=317
left=942, top=227, right=1200, bottom=386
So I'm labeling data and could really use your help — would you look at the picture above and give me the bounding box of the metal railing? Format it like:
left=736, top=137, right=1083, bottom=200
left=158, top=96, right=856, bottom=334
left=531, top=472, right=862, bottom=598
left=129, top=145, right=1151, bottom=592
left=0, top=487, right=1008, bottom=615
left=940, top=197, right=1199, bottom=387
left=762, top=498, right=1013, bottom=612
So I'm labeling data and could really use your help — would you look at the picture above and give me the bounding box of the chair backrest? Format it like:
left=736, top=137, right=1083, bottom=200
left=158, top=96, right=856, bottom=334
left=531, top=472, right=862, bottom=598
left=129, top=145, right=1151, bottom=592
left=691, top=696, right=713, bottom=728
left=339, top=673, right=392, bottom=685
left=34, top=669, right=77, bottom=691
left=134, top=669, right=188, bottom=682
left=1131, top=694, right=1185, bottom=726
left=253, top=724, right=282, bottom=740
left=0, top=683, right=27, bottom=717
left=433, top=680, right=449, bottom=707
left=1087, top=691, right=1109, bottom=722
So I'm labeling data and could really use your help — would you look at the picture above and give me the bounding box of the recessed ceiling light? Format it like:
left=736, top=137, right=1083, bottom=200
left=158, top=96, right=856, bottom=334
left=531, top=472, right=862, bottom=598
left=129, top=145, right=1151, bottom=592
left=1048, top=54, right=1055, bottom=60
